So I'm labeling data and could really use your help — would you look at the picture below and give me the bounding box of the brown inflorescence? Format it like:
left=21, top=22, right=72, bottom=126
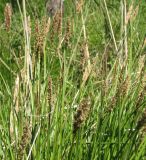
left=73, top=98, right=90, bottom=134
left=4, top=3, right=12, bottom=32
left=50, top=10, right=62, bottom=41
left=106, top=74, right=130, bottom=113
left=17, top=123, right=31, bottom=160
left=80, top=42, right=87, bottom=70
left=119, top=75, right=130, bottom=97
left=34, top=17, right=50, bottom=56
left=81, top=41, right=91, bottom=76
left=64, top=18, right=72, bottom=47
left=135, top=85, right=146, bottom=110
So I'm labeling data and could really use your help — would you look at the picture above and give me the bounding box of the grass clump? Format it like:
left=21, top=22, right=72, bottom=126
left=1, top=0, right=146, bottom=159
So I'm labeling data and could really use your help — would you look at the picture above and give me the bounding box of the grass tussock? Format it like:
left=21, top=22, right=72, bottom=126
left=1, top=0, right=146, bottom=159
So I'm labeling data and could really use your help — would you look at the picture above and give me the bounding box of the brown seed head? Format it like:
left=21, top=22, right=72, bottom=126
left=50, top=10, right=62, bottom=40
left=135, top=85, right=146, bottom=109
left=73, top=98, right=90, bottom=134
left=120, top=75, right=130, bottom=96
left=64, top=18, right=72, bottom=47
left=4, top=3, right=12, bottom=31
left=17, top=122, right=31, bottom=160
left=34, top=17, right=50, bottom=56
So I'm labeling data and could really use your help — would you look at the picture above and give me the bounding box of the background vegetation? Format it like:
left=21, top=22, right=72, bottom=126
left=0, top=0, right=146, bottom=159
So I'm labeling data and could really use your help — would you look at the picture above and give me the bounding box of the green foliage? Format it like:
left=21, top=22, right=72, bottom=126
left=1, top=0, right=146, bottom=159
